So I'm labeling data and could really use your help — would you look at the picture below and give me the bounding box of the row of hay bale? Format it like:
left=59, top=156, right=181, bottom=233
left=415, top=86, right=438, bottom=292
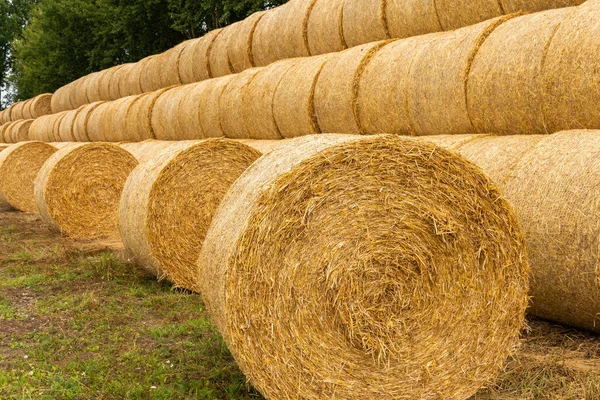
left=30, top=2, right=600, bottom=142
left=2, top=129, right=600, bottom=397
left=0, top=135, right=530, bottom=399
left=0, top=94, right=53, bottom=123
left=48, top=0, right=585, bottom=113
left=0, top=119, right=34, bottom=143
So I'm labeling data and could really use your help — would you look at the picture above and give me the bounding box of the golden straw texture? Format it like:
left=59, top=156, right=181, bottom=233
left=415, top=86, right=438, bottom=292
left=124, top=89, right=172, bottom=142
left=7, top=119, right=33, bottom=143
left=228, top=12, right=265, bottom=73
left=386, top=0, right=442, bottom=39
left=151, top=88, right=188, bottom=140
left=198, top=76, right=235, bottom=138
left=29, top=94, right=53, bottom=118
left=208, top=25, right=235, bottom=77
left=273, top=55, right=331, bottom=138
left=179, top=31, right=222, bottom=84
left=219, top=69, right=261, bottom=139
left=314, top=41, right=389, bottom=134
left=73, top=102, right=104, bottom=142
left=342, top=0, right=389, bottom=48
left=307, top=0, right=346, bottom=55
left=198, top=134, right=529, bottom=399
left=0, top=141, right=57, bottom=213
left=120, top=139, right=261, bottom=290
left=34, top=143, right=138, bottom=239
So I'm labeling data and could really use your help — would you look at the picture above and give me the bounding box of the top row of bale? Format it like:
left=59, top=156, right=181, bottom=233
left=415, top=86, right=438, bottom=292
left=0, top=94, right=53, bottom=124
left=48, top=0, right=585, bottom=113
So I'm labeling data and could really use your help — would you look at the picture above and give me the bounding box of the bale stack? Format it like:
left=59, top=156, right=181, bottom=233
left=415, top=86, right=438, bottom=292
left=306, top=0, right=346, bottom=55
left=120, top=139, right=263, bottom=291
left=179, top=30, right=222, bottom=84
left=34, top=143, right=138, bottom=239
left=151, top=88, right=190, bottom=140
left=28, top=94, right=54, bottom=118
left=219, top=69, right=261, bottom=139
left=198, top=134, right=529, bottom=400
left=4, top=119, right=34, bottom=143
left=0, top=121, right=18, bottom=143
left=72, top=102, right=104, bottom=142
left=342, top=0, right=389, bottom=48
left=228, top=12, right=266, bottom=73
left=140, top=42, right=189, bottom=93
left=0, top=141, right=58, bottom=213
left=421, top=130, right=600, bottom=333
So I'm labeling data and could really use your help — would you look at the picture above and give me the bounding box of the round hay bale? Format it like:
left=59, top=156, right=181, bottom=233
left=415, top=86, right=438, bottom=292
left=120, top=139, right=262, bottom=290
left=251, top=8, right=285, bottom=67
left=57, top=107, right=84, bottom=142
left=407, top=16, right=514, bottom=136
left=179, top=31, right=222, bottom=84
left=176, top=82, right=209, bottom=140
left=273, top=55, right=331, bottom=138
left=21, top=99, right=34, bottom=120
left=50, top=112, right=68, bottom=142
left=151, top=87, right=189, bottom=140
left=198, top=75, right=236, bottom=138
left=98, top=96, right=135, bottom=142
left=119, top=62, right=145, bottom=97
left=500, top=0, right=585, bottom=13
left=97, top=66, right=121, bottom=101
left=34, top=143, right=139, bottom=239
left=28, top=114, right=55, bottom=142
left=124, top=88, right=173, bottom=142
left=86, top=101, right=113, bottom=142
left=357, top=34, right=442, bottom=136
left=307, top=0, right=346, bottom=55
left=108, top=63, right=132, bottom=100
left=219, top=69, right=261, bottom=139
left=342, top=0, right=389, bottom=48
left=0, top=141, right=58, bottom=213
left=467, top=9, right=569, bottom=135
left=228, top=11, right=266, bottom=73
left=9, top=119, right=34, bottom=143
left=73, top=101, right=104, bottom=142
left=30, top=94, right=53, bottom=118
left=0, top=121, right=19, bottom=143
left=386, top=0, right=442, bottom=39
left=85, top=72, right=103, bottom=103
left=11, top=101, right=26, bottom=121
left=243, top=59, right=297, bottom=140
left=198, top=134, right=529, bottom=399
left=73, top=75, right=92, bottom=108
left=51, top=84, right=74, bottom=113
left=435, top=0, right=503, bottom=31
left=208, top=24, right=235, bottom=77
left=314, top=41, right=389, bottom=135
left=143, top=42, right=188, bottom=92
left=541, top=3, right=600, bottom=133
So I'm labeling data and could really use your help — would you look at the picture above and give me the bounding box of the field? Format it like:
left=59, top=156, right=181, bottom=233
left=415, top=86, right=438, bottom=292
left=0, top=208, right=599, bottom=399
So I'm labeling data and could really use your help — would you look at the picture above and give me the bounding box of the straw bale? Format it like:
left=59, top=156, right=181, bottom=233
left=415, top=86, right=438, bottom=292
left=85, top=72, right=103, bottom=103
left=179, top=30, right=222, bottom=84
left=273, top=55, right=330, bottom=138
left=99, top=96, right=135, bottom=142
left=0, top=110, right=5, bottom=125
left=467, top=9, right=569, bottom=135
left=307, top=0, right=346, bottom=55
left=28, top=115, right=53, bottom=142
left=72, top=101, right=104, bottom=142
left=386, top=0, right=442, bottom=39
left=277, top=0, right=315, bottom=60
left=176, top=82, right=208, bottom=140
left=314, top=41, right=388, bottom=135
left=198, top=134, right=529, bottom=399
left=252, top=8, right=283, bottom=66
left=51, top=84, right=74, bottom=113
left=0, top=141, right=57, bottom=213
left=435, top=0, right=503, bottom=31
left=208, top=25, right=235, bottom=77
left=0, top=121, right=19, bottom=143
left=237, top=139, right=287, bottom=154
left=243, top=59, right=297, bottom=140
left=119, top=62, right=145, bottom=97
left=86, top=101, right=112, bottom=142
left=34, top=143, right=138, bottom=239
left=120, top=139, right=261, bottom=290
left=29, top=94, right=53, bottom=118
left=11, top=101, right=26, bottom=121
left=3, top=106, right=13, bottom=123
left=124, top=90, right=169, bottom=142
left=9, top=119, right=34, bottom=143
left=145, top=42, right=189, bottom=91
left=51, top=112, right=68, bottom=142
left=219, top=69, right=261, bottom=139
left=21, top=100, right=34, bottom=119
left=119, top=140, right=169, bottom=163
left=228, top=12, right=266, bottom=73
left=500, top=0, right=585, bottom=13
left=73, top=75, right=92, bottom=108
left=342, top=0, right=389, bottom=48
left=56, top=108, right=81, bottom=142
left=407, top=16, right=514, bottom=136
left=357, top=34, right=442, bottom=136
left=149, top=88, right=187, bottom=140
left=541, top=3, right=600, bottom=133
left=108, top=63, right=132, bottom=100
left=98, top=66, right=122, bottom=101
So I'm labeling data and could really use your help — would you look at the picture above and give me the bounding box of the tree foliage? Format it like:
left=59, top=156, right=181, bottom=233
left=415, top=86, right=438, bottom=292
left=5, top=0, right=287, bottom=102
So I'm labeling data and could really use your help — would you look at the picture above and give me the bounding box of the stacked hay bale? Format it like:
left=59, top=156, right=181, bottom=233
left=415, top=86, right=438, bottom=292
left=119, top=139, right=263, bottom=291
left=421, top=130, right=600, bottom=333
left=34, top=143, right=138, bottom=239
left=198, top=134, right=529, bottom=400
left=1, top=94, right=53, bottom=123
left=4, top=119, right=34, bottom=143
left=72, top=102, right=104, bottom=142
left=0, top=142, right=58, bottom=213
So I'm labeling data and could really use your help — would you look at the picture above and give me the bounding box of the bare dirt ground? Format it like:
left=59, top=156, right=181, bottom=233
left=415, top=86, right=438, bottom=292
left=0, top=208, right=599, bottom=399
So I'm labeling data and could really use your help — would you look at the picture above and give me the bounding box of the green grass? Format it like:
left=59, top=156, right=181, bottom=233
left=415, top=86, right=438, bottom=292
left=0, top=219, right=262, bottom=400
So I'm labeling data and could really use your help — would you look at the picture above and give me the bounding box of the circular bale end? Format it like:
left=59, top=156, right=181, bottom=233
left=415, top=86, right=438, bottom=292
left=34, top=143, right=138, bottom=239
left=0, top=142, right=58, bottom=213
left=198, top=134, right=529, bottom=399
left=120, top=139, right=262, bottom=290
